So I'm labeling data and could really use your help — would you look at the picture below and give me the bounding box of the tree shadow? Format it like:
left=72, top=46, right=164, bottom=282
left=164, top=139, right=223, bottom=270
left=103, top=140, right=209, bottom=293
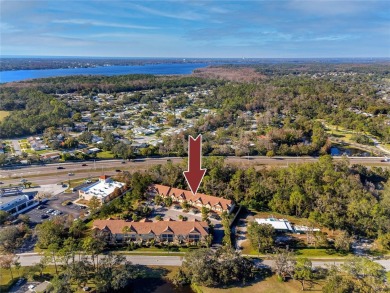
left=211, top=267, right=273, bottom=290
left=123, top=265, right=172, bottom=293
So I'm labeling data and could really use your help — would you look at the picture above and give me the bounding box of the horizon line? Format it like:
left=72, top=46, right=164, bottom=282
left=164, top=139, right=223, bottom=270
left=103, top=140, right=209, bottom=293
left=2, top=55, right=390, bottom=60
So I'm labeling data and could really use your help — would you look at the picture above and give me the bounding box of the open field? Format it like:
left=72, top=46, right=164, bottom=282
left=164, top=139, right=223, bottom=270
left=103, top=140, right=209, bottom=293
left=96, top=150, right=115, bottom=159
left=0, top=110, right=10, bottom=121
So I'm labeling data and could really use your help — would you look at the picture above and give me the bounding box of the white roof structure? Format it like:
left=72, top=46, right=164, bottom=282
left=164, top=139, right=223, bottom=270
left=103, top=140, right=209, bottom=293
left=294, top=225, right=320, bottom=232
left=79, top=176, right=124, bottom=200
left=255, top=218, right=294, bottom=232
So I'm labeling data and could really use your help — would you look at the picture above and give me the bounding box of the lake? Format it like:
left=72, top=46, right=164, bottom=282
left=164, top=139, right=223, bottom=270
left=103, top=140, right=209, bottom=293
left=0, top=63, right=210, bottom=83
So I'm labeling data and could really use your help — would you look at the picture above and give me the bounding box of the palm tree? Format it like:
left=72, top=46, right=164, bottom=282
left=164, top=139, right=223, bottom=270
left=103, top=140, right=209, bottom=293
left=122, top=226, right=130, bottom=244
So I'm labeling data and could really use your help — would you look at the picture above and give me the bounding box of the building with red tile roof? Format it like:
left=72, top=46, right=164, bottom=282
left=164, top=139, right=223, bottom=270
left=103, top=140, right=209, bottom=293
left=92, top=219, right=210, bottom=245
left=149, top=184, right=235, bottom=214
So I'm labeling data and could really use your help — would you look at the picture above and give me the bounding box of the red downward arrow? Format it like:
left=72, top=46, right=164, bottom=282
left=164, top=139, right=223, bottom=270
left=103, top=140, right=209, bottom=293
left=183, top=135, right=207, bottom=195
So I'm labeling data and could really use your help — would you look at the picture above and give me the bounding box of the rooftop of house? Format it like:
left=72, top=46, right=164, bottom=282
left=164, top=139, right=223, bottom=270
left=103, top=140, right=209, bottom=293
left=150, top=184, right=233, bottom=210
left=92, top=219, right=209, bottom=236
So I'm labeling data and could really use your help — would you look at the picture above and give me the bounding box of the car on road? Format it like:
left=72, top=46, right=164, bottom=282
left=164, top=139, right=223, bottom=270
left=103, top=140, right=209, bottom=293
left=115, top=169, right=121, bottom=172
left=85, top=180, right=92, bottom=183
left=57, top=166, right=65, bottom=169
left=121, top=161, right=126, bottom=164
left=0, top=182, right=3, bottom=184
left=82, top=164, right=88, bottom=166
left=68, top=172, right=75, bottom=176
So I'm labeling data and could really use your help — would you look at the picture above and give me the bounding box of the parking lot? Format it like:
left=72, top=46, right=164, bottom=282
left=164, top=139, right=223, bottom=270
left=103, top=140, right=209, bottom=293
left=24, top=190, right=85, bottom=224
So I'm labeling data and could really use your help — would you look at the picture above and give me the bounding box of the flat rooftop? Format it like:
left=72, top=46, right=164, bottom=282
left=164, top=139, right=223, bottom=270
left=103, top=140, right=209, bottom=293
left=80, top=178, right=124, bottom=199
left=0, top=195, right=25, bottom=205
left=255, top=218, right=293, bottom=231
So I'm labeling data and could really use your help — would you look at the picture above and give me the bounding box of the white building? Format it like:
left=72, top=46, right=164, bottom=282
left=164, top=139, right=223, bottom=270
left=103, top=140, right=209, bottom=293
left=0, top=187, right=38, bottom=215
left=78, top=175, right=125, bottom=203
left=255, top=218, right=294, bottom=233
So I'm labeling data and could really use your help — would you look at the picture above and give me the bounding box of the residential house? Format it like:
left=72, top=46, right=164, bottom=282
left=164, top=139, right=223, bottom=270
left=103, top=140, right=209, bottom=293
left=149, top=184, right=235, bottom=214
left=92, top=219, right=210, bottom=245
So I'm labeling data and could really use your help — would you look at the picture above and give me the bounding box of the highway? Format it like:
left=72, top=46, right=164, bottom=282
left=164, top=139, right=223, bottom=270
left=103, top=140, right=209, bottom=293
left=15, top=253, right=390, bottom=271
left=1, top=156, right=388, bottom=185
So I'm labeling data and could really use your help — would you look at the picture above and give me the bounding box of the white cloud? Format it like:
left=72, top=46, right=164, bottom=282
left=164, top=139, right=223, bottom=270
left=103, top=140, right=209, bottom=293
left=0, top=22, right=21, bottom=33
left=131, top=4, right=202, bottom=21
left=289, top=0, right=372, bottom=16
left=52, top=19, right=158, bottom=30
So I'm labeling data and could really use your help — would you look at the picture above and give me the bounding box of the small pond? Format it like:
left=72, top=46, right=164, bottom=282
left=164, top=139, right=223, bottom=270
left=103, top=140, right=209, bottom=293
left=330, top=147, right=371, bottom=157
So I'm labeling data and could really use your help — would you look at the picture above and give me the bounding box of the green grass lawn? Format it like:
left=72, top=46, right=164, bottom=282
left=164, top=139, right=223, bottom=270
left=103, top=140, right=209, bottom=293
left=0, top=110, right=10, bottom=121
left=295, top=248, right=351, bottom=258
left=96, top=151, right=115, bottom=159
left=25, top=149, right=54, bottom=154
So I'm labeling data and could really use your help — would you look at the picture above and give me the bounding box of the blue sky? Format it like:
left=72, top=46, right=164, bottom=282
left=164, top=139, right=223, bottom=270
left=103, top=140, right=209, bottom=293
left=1, top=0, right=389, bottom=58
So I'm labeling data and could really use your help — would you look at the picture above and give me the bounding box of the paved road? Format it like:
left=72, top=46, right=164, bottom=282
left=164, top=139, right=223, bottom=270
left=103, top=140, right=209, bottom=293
left=15, top=253, right=390, bottom=271
left=11, top=140, right=22, bottom=156
left=1, top=156, right=388, bottom=185
left=16, top=253, right=183, bottom=267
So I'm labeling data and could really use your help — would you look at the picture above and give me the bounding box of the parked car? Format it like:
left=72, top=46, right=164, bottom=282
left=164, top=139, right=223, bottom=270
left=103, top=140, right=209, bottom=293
left=121, top=161, right=126, bottom=164
left=0, top=182, right=3, bottom=184
left=46, top=209, right=54, bottom=214
left=28, top=284, right=36, bottom=290
left=83, top=286, right=91, bottom=292
left=57, top=166, right=65, bottom=169
left=115, top=169, right=121, bottom=172
left=81, top=164, right=88, bottom=166
left=41, top=214, right=49, bottom=219
left=36, top=205, right=45, bottom=210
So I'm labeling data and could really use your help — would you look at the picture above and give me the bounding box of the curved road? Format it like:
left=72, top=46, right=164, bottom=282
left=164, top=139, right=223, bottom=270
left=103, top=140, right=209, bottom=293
left=0, top=156, right=388, bottom=185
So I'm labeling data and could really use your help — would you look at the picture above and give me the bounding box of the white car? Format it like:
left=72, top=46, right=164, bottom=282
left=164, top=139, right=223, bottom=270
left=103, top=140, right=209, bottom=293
left=28, top=284, right=36, bottom=289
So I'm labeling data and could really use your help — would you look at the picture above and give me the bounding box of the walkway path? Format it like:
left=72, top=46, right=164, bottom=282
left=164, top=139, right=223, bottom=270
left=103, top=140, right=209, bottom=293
left=11, top=140, right=22, bottom=156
